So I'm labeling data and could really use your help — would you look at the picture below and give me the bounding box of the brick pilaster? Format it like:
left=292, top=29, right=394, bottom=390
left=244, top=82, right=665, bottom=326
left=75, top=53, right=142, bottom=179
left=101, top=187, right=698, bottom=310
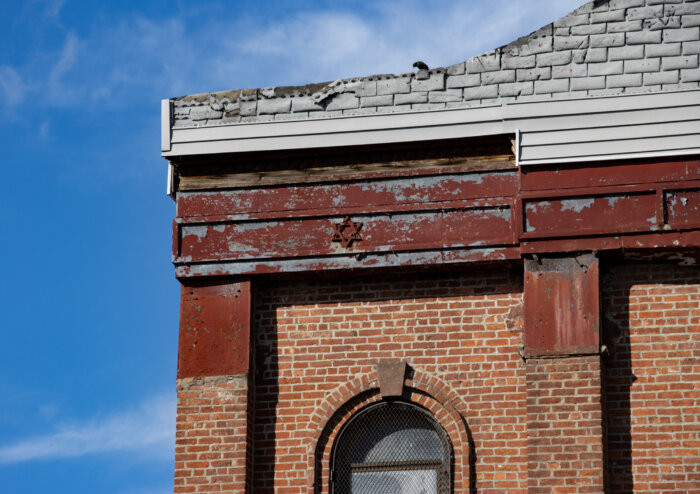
left=526, top=356, right=604, bottom=493
left=174, top=280, right=253, bottom=493
left=524, top=255, right=605, bottom=493
left=175, top=375, right=252, bottom=492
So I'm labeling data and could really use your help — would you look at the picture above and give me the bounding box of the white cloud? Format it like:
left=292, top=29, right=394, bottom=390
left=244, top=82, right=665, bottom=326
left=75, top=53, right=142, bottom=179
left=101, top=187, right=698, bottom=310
left=0, top=393, right=175, bottom=464
left=6, top=0, right=586, bottom=111
left=39, top=119, right=50, bottom=139
left=50, top=31, right=79, bottom=82
left=235, top=0, right=585, bottom=85
left=42, top=0, right=65, bottom=20
left=0, top=66, right=26, bottom=106
left=47, top=31, right=80, bottom=101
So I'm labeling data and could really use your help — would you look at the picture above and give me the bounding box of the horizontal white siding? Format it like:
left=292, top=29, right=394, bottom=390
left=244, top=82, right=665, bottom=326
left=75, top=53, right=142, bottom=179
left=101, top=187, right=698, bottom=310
left=164, top=89, right=700, bottom=165
left=511, top=90, right=700, bottom=165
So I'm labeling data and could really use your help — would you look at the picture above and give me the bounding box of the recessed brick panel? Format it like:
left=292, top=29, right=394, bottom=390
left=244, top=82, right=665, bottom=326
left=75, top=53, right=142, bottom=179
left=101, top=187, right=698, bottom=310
left=253, top=267, right=526, bottom=493
left=603, top=262, right=700, bottom=493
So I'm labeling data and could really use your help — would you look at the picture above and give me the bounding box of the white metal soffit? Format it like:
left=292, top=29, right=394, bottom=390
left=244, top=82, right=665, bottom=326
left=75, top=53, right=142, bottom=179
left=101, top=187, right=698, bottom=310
left=162, top=89, right=700, bottom=166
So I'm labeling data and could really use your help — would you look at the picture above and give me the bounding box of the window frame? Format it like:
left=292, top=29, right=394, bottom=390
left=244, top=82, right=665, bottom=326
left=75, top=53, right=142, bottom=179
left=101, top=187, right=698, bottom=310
left=330, top=401, right=452, bottom=494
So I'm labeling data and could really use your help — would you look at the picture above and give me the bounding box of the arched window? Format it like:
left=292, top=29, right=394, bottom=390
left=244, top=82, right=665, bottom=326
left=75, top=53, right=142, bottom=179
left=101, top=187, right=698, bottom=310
left=331, top=401, right=452, bottom=494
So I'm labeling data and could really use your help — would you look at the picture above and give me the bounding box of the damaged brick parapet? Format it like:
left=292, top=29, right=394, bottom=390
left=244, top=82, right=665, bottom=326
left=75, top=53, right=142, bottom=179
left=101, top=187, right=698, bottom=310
left=172, top=0, right=700, bottom=127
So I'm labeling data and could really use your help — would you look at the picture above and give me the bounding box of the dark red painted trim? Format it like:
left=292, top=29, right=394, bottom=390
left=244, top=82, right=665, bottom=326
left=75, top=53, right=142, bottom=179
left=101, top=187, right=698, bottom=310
left=523, top=255, right=600, bottom=357
left=177, top=280, right=251, bottom=378
left=172, top=158, right=700, bottom=278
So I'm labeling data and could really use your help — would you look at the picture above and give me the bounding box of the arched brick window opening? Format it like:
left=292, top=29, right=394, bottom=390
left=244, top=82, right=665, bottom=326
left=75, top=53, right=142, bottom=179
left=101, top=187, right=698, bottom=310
left=330, top=401, right=452, bottom=494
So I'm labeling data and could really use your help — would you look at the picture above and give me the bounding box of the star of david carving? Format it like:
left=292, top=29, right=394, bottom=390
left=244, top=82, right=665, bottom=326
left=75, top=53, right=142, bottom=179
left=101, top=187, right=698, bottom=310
left=331, top=216, right=363, bottom=248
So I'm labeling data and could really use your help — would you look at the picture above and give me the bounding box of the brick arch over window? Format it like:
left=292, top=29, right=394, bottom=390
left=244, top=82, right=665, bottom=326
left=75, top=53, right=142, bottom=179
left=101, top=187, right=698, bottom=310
left=307, top=369, right=472, bottom=494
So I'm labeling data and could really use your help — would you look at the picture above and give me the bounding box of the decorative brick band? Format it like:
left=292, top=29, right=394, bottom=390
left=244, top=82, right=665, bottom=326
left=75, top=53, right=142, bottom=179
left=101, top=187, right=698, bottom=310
left=307, top=368, right=472, bottom=493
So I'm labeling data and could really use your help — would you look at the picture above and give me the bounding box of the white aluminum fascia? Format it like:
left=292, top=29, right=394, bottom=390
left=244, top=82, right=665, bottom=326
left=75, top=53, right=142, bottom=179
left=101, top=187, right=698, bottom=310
left=162, top=89, right=700, bottom=164
left=171, top=103, right=504, bottom=143
left=161, top=99, right=172, bottom=152
left=512, top=90, right=700, bottom=165
left=520, top=148, right=700, bottom=166
left=522, top=119, right=700, bottom=146
left=164, top=104, right=505, bottom=157
left=168, top=119, right=509, bottom=155
left=167, top=162, right=175, bottom=199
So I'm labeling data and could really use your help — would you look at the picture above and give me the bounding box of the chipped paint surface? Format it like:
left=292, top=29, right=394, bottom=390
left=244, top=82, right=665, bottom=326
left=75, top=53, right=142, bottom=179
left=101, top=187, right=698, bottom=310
left=523, top=193, right=658, bottom=237
left=647, top=216, right=659, bottom=231
left=172, top=159, right=700, bottom=277
left=524, top=255, right=600, bottom=357
left=176, top=207, right=513, bottom=262
left=177, top=171, right=518, bottom=218
left=178, top=281, right=251, bottom=378
left=667, top=189, right=700, bottom=230
left=175, top=246, right=520, bottom=277
left=182, top=225, right=208, bottom=239
left=521, top=160, right=700, bottom=192
left=560, top=197, right=595, bottom=213
left=522, top=230, right=700, bottom=256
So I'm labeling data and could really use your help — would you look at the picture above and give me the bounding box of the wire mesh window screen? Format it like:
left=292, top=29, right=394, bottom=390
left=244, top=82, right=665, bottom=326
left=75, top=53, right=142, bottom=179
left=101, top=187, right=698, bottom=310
left=332, top=402, right=451, bottom=494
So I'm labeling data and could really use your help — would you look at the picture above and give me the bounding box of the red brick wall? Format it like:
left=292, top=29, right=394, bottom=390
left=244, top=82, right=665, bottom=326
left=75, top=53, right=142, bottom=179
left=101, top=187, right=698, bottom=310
left=253, top=266, right=526, bottom=493
left=603, top=262, right=700, bottom=493
left=175, top=376, right=251, bottom=493
left=526, top=356, right=604, bottom=493
left=172, top=259, right=700, bottom=493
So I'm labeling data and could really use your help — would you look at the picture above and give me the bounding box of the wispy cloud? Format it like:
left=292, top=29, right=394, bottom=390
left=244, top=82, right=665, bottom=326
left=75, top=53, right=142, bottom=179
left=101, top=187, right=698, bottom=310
left=0, top=66, right=25, bottom=106
left=0, top=393, right=175, bottom=464
left=236, top=0, right=585, bottom=85
left=38, top=119, right=50, bottom=139
left=48, top=31, right=80, bottom=95
left=42, top=0, right=66, bottom=20
left=0, top=0, right=585, bottom=187
left=4, top=0, right=584, bottom=113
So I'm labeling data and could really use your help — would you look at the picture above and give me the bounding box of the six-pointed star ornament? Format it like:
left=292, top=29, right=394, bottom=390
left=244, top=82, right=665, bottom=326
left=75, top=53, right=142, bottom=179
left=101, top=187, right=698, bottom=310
left=331, top=216, right=363, bottom=248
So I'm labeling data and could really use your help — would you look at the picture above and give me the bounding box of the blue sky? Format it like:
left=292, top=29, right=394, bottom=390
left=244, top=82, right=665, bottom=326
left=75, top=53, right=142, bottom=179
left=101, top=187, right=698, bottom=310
left=0, top=0, right=582, bottom=492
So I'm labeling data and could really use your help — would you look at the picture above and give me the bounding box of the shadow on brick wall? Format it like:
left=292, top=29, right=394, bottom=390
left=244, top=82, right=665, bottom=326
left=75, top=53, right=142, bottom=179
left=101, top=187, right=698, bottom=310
left=602, top=267, right=636, bottom=493
left=602, top=261, right=700, bottom=493
left=253, top=304, right=280, bottom=494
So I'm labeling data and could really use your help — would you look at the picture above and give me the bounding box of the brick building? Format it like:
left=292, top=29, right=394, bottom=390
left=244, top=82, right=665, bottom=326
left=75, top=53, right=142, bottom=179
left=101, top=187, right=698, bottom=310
left=161, top=0, right=700, bottom=492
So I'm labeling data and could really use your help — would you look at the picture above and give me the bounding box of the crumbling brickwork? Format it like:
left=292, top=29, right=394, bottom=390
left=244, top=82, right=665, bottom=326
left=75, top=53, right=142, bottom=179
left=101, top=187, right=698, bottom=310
left=173, top=0, right=700, bottom=126
left=603, top=262, right=700, bottom=493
